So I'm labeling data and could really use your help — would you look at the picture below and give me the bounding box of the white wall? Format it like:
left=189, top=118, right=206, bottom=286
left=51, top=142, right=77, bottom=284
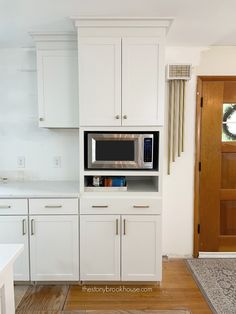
left=0, top=48, right=79, bottom=181
left=163, top=46, right=236, bottom=257
left=162, top=47, right=205, bottom=257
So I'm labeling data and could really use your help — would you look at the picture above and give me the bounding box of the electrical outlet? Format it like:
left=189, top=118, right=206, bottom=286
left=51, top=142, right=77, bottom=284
left=53, top=156, right=61, bottom=168
left=17, top=156, right=25, bottom=168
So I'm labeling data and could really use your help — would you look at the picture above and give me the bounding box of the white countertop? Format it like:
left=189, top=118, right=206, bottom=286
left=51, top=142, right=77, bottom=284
left=0, top=181, right=80, bottom=198
left=0, top=244, right=24, bottom=273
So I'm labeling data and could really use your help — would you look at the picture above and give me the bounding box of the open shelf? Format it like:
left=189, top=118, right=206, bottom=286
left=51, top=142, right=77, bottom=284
left=84, top=176, right=159, bottom=193
left=83, top=170, right=160, bottom=177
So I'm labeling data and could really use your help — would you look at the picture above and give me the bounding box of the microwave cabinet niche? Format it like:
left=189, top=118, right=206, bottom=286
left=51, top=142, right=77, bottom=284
left=84, top=131, right=159, bottom=171
left=80, top=214, right=161, bottom=281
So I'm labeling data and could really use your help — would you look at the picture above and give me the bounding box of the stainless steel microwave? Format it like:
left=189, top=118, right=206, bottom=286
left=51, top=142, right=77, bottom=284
left=86, top=132, right=158, bottom=170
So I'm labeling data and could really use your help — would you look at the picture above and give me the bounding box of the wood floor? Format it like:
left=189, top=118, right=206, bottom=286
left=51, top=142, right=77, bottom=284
left=16, top=259, right=212, bottom=314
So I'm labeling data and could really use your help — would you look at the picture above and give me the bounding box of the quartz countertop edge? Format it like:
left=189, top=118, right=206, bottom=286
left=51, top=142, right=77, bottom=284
left=0, top=244, right=24, bottom=273
left=0, top=181, right=80, bottom=198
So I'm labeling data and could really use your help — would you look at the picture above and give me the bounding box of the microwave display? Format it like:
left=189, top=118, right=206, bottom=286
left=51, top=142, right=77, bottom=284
left=85, top=132, right=158, bottom=170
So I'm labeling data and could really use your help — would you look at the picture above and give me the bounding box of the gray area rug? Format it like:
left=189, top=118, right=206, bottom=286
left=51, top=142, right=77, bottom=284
left=186, top=258, right=236, bottom=314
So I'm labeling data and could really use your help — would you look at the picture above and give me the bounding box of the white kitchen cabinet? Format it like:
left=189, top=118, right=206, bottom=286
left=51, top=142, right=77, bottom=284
left=121, top=215, right=161, bottom=281
left=78, top=36, right=163, bottom=127
left=30, top=215, right=79, bottom=281
left=80, top=214, right=161, bottom=281
left=78, top=38, right=121, bottom=126
left=36, top=49, right=79, bottom=128
left=80, top=215, right=120, bottom=280
left=0, top=216, right=29, bottom=281
left=122, top=38, right=161, bottom=126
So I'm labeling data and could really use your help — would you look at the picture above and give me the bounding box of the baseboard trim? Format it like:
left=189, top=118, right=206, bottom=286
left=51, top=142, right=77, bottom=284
left=199, top=252, right=236, bottom=258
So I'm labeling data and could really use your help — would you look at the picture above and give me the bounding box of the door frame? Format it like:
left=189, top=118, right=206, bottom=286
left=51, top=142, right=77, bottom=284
left=194, top=76, right=236, bottom=257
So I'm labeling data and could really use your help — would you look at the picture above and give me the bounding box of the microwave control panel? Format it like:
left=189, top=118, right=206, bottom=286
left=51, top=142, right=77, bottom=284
left=144, top=138, right=153, bottom=163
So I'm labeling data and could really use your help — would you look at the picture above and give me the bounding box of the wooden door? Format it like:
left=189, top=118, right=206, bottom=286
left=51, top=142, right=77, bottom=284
left=37, top=50, right=79, bottom=127
left=198, top=79, right=236, bottom=252
left=80, top=215, right=120, bottom=281
left=0, top=216, right=29, bottom=280
left=122, top=38, right=162, bottom=126
left=121, top=215, right=161, bottom=281
left=30, top=215, right=79, bottom=281
left=78, top=37, right=121, bottom=126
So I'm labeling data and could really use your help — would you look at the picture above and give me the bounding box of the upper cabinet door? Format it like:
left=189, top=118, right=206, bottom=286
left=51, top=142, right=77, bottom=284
left=122, top=38, right=163, bottom=126
left=79, top=38, right=121, bottom=126
left=37, top=50, right=79, bottom=128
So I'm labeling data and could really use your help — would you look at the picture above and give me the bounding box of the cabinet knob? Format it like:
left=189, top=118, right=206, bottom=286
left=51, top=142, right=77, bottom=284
left=115, top=115, right=120, bottom=119
left=123, top=115, right=128, bottom=119
left=39, top=117, right=44, bottom=122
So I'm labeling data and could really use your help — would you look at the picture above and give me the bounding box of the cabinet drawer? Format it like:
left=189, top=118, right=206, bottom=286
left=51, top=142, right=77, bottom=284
left=29, top=198, right=79, bottom=215
left=0, top=199, right=28, bottom=215
left=80, top=197, right=161, bottom=215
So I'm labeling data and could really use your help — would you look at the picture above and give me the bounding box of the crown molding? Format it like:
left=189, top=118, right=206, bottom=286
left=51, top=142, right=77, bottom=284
left=70, top=16, right=174, bottom=33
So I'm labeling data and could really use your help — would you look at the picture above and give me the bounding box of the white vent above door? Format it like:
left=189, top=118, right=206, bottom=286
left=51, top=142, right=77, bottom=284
left=166, top=64, right=192, bottom=80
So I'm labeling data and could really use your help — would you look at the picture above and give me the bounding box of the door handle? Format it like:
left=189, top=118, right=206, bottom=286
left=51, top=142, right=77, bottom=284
left=22, top=219, right=27, bottom=235
left=31, top=219, right=35, bottom=235
left=0, top=205, right=11, bottom=209
left=116, top=219, right=119, bottom=235
left=123, top=219, right=126, bottom=235
left=92, top=205, right=108, bottom=208
left=45, top=205, right=62, bottom=208
left=133, top=205, right=150, bottom=208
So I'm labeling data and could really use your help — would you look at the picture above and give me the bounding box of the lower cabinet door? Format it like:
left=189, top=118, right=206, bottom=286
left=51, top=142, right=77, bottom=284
left=80, top=215, right=120, bottom=280
left=121, top=215, right=161, bottom=281
left=0, top=216, right=29, bottom=280
left=30, top=215, right=79, bottom=281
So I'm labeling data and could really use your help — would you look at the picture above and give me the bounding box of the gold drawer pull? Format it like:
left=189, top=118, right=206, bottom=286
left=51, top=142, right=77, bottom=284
left=45, top=205, right=62, bottom=208
left=0, top=205, right=11, bottom=209
left=133, top=205, right=150, bottom=208
left=92, top=205, right=108, bottom=208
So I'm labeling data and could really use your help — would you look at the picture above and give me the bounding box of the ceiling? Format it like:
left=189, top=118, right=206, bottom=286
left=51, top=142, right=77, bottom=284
left=1, top=0, right=236, bottom=48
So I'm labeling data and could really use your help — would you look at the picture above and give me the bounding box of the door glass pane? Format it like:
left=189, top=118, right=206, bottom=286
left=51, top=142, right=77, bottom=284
left=222, top=103, right=236, bottom=141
